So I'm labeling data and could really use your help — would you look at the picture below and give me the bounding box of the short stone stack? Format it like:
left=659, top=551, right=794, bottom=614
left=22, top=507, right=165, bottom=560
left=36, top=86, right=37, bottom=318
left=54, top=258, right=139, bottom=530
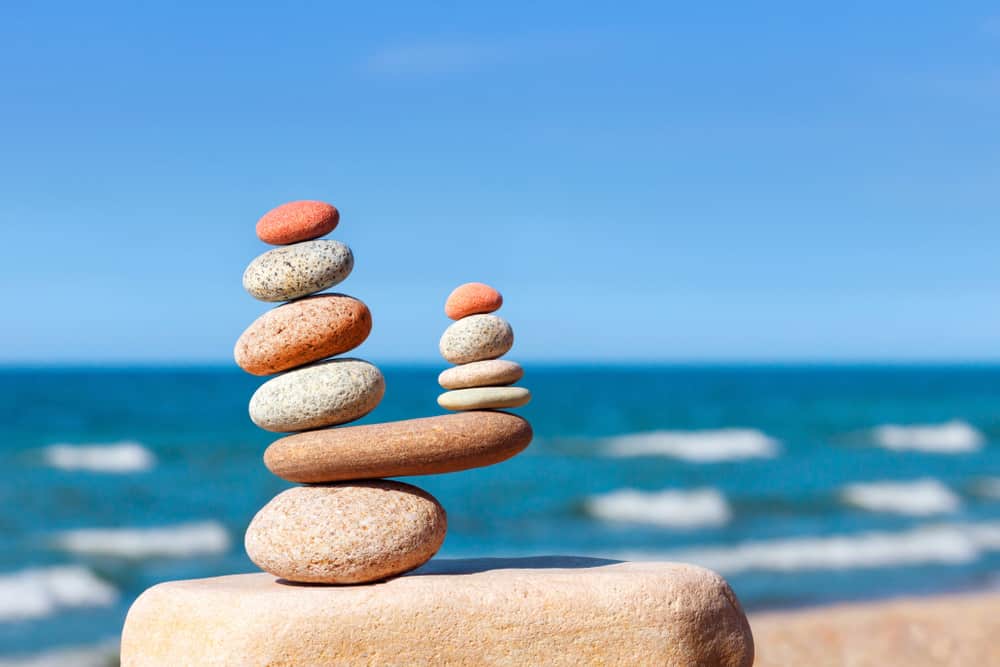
left=236, top=200, right=448, bottom=584
left=437, top=282, right=532, bottom=411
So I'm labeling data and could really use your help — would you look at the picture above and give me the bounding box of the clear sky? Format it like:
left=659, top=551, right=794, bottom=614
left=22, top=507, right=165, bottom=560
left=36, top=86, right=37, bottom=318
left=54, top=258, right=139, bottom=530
left=1, top=2, right=998, bottom=363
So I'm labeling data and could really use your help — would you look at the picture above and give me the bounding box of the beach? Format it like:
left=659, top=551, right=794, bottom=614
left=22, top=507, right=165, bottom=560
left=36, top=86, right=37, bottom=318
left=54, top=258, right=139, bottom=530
left=752, top=591, right=1000, bottom=666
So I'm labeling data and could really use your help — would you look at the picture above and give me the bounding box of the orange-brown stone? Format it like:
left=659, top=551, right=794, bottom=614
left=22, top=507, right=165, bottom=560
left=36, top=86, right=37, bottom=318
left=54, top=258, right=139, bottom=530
left=444, top=282, right=503, bottom=320
left=235, top=294, right=371, bottom=376
left=256, top=200, right=339, bottom=245
left=264, top=411, right=533, bottom=483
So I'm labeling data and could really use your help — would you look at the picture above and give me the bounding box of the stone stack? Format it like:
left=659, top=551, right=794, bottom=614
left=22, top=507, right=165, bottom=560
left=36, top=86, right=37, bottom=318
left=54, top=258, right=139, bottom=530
left=236, top=200, right=449, bottom=584
left=437, top=282, right=532, bottom=411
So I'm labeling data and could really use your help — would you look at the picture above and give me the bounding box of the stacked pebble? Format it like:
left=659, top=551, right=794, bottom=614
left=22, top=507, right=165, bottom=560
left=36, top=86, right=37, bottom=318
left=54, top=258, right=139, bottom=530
left=236, top=200, right=447, bottom=584
left=438, top=282, right=532, bottom=411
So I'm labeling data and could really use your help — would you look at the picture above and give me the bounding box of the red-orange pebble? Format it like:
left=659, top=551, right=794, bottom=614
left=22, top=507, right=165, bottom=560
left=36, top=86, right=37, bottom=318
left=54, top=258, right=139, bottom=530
left=445, top=283, right=503, bottom=320
left=256, top=200, right=339, bottom=245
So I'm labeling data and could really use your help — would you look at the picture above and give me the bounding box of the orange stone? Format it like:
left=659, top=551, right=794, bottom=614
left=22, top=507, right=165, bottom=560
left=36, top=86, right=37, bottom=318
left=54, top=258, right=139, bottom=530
left=256, top=200, right=339, bottom=245
left=444, top=282, right=503, bottom=320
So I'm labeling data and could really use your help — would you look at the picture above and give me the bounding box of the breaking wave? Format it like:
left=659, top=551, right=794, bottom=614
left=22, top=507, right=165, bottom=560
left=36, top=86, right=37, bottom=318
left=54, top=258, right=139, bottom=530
left=869, top=420, right=983, bottom=453
left=610, top=522, right=1000, bottom=573
left=840, top=479, right=961, bottom=516
left=53, top=521, right=230, bottom=559
left=42, top=441, right=155, bottom=473
left=603, top=428, right=779, bottom=462
left=0, top=566, right=117, bottom=622
left=585, top=488, right=731, bottom=528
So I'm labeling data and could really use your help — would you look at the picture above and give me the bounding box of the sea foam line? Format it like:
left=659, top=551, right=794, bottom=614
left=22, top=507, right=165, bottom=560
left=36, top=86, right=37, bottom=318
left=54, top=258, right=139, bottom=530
left=0, top=566, right=117, bottom=622
left=869, top=420, right=984, bottom=453
left=53, top=521, right=230, bottom=559
left=840, top=478, right=962, bottom=516
left=608, top=522, right=1000, bottom=574
left=585, top=488, right=731, bottom=528
left=603, top=428, right=779, bottom=462
left=42, top=441, right=155, bottom=473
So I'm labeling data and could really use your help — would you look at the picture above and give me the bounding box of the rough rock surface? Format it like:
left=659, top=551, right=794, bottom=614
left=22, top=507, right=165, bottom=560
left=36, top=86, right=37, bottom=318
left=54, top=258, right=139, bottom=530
left=438, top=386, right=531, bottom=410
left=256, top=200, right=339, bottom=245
left=234, top=294, right=372, bottom=376
left=121, top=558, right=754, bottom=667
left=439, top=314, right=514, bottom=364
left=248, top=358, right=384, bottom=432
left=242, top=240, right=353, bottom=302
left=438, top=359, right=523, bottom=389
left=245, top=481, right=446, bottom=584
left=264, top=411, right=533, bottom=483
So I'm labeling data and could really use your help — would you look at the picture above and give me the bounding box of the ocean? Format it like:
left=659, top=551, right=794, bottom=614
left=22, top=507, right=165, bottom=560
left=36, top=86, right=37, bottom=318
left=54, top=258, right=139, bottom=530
left=2, top=365, right=1000, bottom=660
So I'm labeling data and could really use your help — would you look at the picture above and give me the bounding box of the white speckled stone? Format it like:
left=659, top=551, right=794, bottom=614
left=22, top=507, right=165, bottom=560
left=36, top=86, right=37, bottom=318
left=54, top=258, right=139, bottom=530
left=438, top=386, right=531, bottom=411
left=439, top=314, right=514, bottom=364
left=438, top=359, right=524, bottom=389
left=248, top=358, right=384, bottom=432
left=245, top=481, right=447, bottom=584
left=242, top=240, right=353, bottom=302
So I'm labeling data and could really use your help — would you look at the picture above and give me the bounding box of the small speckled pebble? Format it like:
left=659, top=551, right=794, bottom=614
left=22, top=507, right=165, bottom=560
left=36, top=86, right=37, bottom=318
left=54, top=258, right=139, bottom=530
left=438, top=360, right=524, bottom=390
left=242, top=240, right=353, bottom=302
left=445, top=282, right=503, bottom=320
left=245, top=481, right=447, bottom=584
left=234, top=294, right=372, bottom=376
left=248, top=358, right=384, bottom=432
left=256, top=200, right=339, bottom=245
left=438, top=386, right=531, bottom=411
left=439, top=314, right=514, bottom=364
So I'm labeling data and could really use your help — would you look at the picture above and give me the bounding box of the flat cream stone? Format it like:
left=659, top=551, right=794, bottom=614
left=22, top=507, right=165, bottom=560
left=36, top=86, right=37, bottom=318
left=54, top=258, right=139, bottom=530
left=121, top=558, right=753, bottom=666
left=438, top=386, right=531, bottom=410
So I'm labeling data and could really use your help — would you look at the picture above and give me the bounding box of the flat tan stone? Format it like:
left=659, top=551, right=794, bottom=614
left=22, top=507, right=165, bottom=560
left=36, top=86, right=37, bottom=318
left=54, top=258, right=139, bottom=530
left=264, top=411, right=533, bottom=483
left=438, top=386, right=531, bottom=410
left=121, top=558, right=754, bottom=667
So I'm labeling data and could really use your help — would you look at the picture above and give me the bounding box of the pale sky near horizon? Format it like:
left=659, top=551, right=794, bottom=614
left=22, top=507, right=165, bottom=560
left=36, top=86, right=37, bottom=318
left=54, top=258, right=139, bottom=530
left=1, top=2, right=998, bottom=363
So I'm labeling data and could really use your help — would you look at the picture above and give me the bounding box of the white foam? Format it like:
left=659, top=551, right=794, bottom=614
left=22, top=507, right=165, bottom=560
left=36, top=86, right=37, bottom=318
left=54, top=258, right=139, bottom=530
left=42, top=441, right=155, bottom=473
left=608, top=522, right=1000, bottom=574
left=840, top=479, right=962, bottom=516
left=0, top=639, right=119, bottom=667
left=585, top=488, right=731, bottom=528
left=54, top=521, right=230, bottom=559
left=0, top=566, right=117, bottom=622
left=869, top=420, right=984, bottom=453
left=603, top=428, right=779, bottom=462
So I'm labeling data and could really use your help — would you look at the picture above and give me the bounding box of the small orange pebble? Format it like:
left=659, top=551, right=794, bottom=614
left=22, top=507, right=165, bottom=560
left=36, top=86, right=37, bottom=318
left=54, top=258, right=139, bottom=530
left=445, top=282, right=503, bottom=320
left=256, top=200, right=339, bottom=245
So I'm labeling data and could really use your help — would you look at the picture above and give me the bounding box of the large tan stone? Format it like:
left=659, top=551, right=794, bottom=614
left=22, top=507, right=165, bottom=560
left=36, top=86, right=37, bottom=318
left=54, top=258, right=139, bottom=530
left=121, top=558, right=753, bottom=666
left=264, top=411, right=533, bottom=483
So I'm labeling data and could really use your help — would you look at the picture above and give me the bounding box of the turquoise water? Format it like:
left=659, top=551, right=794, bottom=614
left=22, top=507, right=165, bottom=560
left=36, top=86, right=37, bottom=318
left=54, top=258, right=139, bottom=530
left=2, top=365, right=1000, bottom=656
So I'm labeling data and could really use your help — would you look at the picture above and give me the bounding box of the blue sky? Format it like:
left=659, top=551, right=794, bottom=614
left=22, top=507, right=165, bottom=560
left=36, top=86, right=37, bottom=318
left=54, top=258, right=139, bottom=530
left=1, top=2, right=998, bottom=363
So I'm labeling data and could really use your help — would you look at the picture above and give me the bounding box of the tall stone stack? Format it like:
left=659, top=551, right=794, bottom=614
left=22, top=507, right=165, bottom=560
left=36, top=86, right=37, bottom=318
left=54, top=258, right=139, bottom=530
left=236, top=200, right=449, bottom=583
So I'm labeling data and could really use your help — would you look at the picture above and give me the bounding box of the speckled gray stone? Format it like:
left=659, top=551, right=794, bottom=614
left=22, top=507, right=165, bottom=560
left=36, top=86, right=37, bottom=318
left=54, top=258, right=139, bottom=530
left=438, top=359, right=524, bottom=389
left=242, top=240, right=353, bottom=302
left=439, top=314, right=514, bottom=365
left=244, top=481, right=447, bottom=584
left=248, top=358, right=384, bottom=432
left=438, top=386, right=531, bottom=411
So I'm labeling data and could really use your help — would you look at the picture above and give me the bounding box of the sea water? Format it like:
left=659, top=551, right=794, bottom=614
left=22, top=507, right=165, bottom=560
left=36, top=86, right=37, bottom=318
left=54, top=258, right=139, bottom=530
left=1, top=365, right=999, bottom=658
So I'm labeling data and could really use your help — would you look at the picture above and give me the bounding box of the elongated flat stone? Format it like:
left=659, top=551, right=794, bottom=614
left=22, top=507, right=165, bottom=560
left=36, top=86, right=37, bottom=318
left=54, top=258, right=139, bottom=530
left=438, top=386, right=531, bottom=411
left=438, top=359, right=523, bottom=389
left=264, top=411, right=532, bottom=483
left=121, top=559, right=754, bottom=667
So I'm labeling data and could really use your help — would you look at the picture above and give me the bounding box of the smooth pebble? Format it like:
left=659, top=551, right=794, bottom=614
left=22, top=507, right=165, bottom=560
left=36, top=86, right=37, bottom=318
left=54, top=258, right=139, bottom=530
left=444, top=282, right=503, bottom=320
left=438, top=386, right=531, bottom=411
left=242, top=240, right=353, bottom=302
left=439, top=314, right=513, bottom=365
left=438, top=359, right=523, bottom=390
left=256, top=200, right=339, bottom=245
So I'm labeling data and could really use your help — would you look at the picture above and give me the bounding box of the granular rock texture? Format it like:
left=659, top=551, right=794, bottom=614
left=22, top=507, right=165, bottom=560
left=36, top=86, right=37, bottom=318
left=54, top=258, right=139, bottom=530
left=244, top=481, right=446, bottom=584
left=439, top=314, right=514, bottom=364
left=248, top=358, right=384, bottom=432
left=235, top=294, right=372, bottom=376
left=438, top=386, right=531, bottom=411
left=120, top=559, right=754, bottom=666
left=242, top=240, right=354, bottom=302
left=264, top=411, right=533, bottom=483
left=444, top=282, right=503, bottom=320
left=256, top=200, right=339, bottom=245
left=438, top=359, right=523, bottom=389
